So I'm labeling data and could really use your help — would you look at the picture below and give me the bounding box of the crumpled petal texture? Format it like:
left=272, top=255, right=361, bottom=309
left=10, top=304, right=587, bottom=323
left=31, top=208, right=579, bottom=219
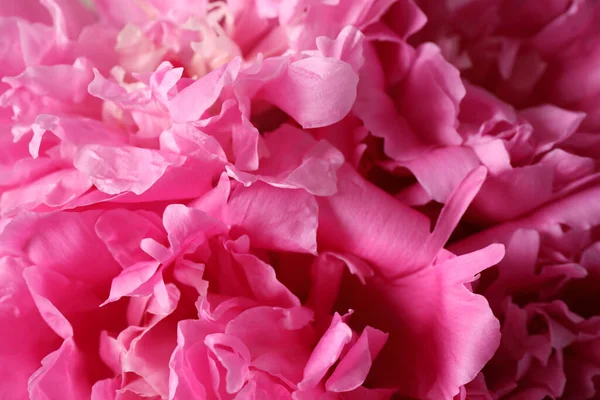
left=1, top=0, right=599, bottom=399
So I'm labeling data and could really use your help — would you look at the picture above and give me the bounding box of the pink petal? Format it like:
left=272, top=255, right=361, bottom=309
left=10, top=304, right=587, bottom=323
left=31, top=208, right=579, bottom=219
left=225, top=182, right=319, bottom=254
left=317, top=164, right=431, bottom=277
left=401, top=146, right=480, bottom=203
left=326, top=326, right=389, bottom=392
left=0, top=169, right=92, bottom=217
left=518, top=105, right=586, bottom=155
left=0, top=257, right=59, bottom=400
left=354, top=244, right=504, bottom=398
left=228, top=250, right=301, bottom=308
left=40, top=0, right=97, bottom=42
left=103, top=260, right=162, bottom=305
left=95, top=209, right=165, bottom=268
left=73, top=144, right=186, bottom=195
left=399, top=43, right=465, bottom=146
left=169, top=319, right=221, bottom=400
left=162, top=204, right=227, bottom=254
left=204, top=333, right=252, bottom=394
left=0, top=210, right=121, bottom=284
left=28, top=338, right=91, bottom=400
left=472, top=165, right=555, bottom=222
left=316, top=25, right=365, bottom=73
left=259, top=56, right=358, bottom=129
left=298, top=313, right=353, bottom=390
left=230, top=124, right=345, bottom=196
left=169, top=58, right=242, bottom=123
left=225, top=306, right=314, bottom=384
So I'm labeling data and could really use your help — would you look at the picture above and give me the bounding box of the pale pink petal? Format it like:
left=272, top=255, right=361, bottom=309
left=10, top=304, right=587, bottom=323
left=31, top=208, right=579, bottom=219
left=40, top=0, right=97, bottom=43
left=91, top=378, right=120, bottom=400
left=259, top=56, right=358, bottom=129
left=73, top=144, right=186, bottom=195
left=87, top=68, right=152, bottom=109
left=230, top=124, right=344, bottom=196
left=103, top=260, right=161, bottom=305
left=0, top=169, right=92, bottom=217
left=316, top=26, right=365, bottom=73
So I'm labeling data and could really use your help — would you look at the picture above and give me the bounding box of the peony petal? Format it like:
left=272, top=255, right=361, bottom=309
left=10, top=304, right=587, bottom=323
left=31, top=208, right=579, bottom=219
left=298, top=313, right=353, bottom=390
left=401, top=146, right=481, bottom=203
left=204, top=333, right=252, bottom=394
left=95, top=209, right=165, bottom=268
left=518, top=105, right=586, bottom=155
left=230, top=124, right=345, bottom=196
left=74, top=144, right=186, bottom=195
left=326, top=326, right=388, bottom=392
left=0, top=169, right=92, bottom=217
left=162, top=204, right=228, bottom=254
left=351, top=244, right=504, bottom=398
left=316, top=25, right=366, bottom=73
left=40, top=0, right=97, bottom=43
left=225, top=182, right=319, bottom=254
left=0, top=256, right=59, bottom=400
left=169, top=58, right=242, bottom=123
left=228, top=250, right=301, bottom=308
left=28, top=338, right=91, bottom=400
left=259, top=56, right=358, bottom=129
left=317, top=164, right=432, bottom=277
left=398, top=43, right=465, bottom=146
left=225, top=306, right=314, bottom=384
left=0, top=210, right=121, bottom=284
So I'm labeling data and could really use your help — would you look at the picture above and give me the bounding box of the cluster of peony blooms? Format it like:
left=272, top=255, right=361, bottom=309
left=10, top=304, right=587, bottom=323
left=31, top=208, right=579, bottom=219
left=1, top=0, right=599, bottom=399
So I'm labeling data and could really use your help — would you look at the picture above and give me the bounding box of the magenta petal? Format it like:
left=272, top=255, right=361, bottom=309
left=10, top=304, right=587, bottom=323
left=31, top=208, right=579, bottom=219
left=317, top=165, right=432, bottom=277
left=402, top=146, right=480, bottom=203
left=28, top=338, right=91, bottom=400
left=0, top=257, right=58, bottom=400
left=360, top=244, right=504, bottom=398
left=325, top=326, right=388, bottom=392
left=399, top=43, right=465, bottom=146
left=298, top=313, right=353, bottom=391
left=204, top=333, right=252, bottom=394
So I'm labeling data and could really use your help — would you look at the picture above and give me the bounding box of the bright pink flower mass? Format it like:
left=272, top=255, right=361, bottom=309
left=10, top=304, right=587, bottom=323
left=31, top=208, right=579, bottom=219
left=0, top=0, right=599, bottom=399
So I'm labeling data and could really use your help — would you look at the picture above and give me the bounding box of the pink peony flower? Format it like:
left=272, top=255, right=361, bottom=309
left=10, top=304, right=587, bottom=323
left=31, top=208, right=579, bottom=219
left=0, top=1, right=507, bottom=399
left=6, top=0, right=600, bottom=398
left=325, top=0, right=600, bottom=226
left=452, top=184, right=600, bottom=399
left=0, top=166, right=504, bottom=399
